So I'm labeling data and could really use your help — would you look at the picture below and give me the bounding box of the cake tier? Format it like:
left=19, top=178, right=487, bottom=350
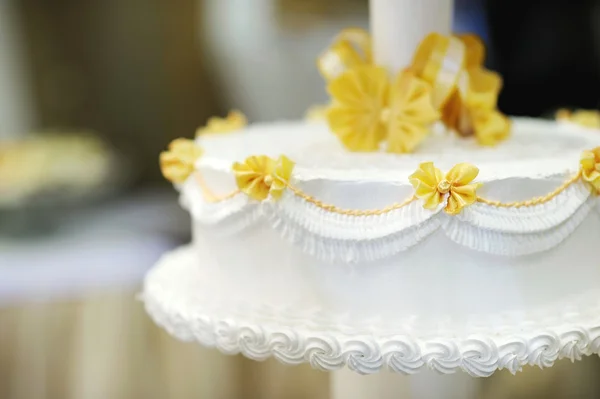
left=180, top=118, right=600, bottom=327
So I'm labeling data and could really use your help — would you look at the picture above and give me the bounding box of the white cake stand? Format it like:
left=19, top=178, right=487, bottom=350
left=143, top=246, right=600, bottom=399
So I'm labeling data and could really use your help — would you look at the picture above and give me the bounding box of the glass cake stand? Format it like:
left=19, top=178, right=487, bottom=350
left=143, top=245, right=600, bottom=399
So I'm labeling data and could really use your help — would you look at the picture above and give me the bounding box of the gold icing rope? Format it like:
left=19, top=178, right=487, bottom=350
left=193, top=169, right=587, bottom=215
left=285, top=183, right=417, bottom=216
left=194, top=172, right=240, bottom=203
left=476, top=171, right=583, bottom=208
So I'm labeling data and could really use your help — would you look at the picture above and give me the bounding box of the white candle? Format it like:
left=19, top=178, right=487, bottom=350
left=370, top=0, right=454, bottom=74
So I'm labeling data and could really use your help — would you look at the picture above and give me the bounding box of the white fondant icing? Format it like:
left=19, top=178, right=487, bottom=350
left=169, top=117, right=600, bottom=357
left=183, top=179, right=598, bottom=260
left=184, top=118, right=600, bottom=260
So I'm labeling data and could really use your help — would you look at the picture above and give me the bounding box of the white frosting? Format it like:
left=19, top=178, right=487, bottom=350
left=196, top=118, right=592, bottom=182
left=143, top=246, right=600, bottom=376
left=183, top=177, right=597, bottom=260
left=170, top=117, right=600, bottom=356
left=183, top=118, right=600, bottom=261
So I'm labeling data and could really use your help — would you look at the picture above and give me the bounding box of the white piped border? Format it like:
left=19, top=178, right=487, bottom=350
left=143, top=246, right=600, bottom=377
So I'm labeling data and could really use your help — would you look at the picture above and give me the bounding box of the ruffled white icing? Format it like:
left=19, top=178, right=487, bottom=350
left=455, top=182, right=591, bottom=234
left=144, top=246, right=600, bottom=376
left=444, top=195, right=595, bottom=256
left=181, top=176, right=598, bottom=261
left=181, top=117, right=600, bottom=261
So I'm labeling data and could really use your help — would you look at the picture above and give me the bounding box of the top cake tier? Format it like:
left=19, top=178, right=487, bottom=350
left=197, top=118, right=594, bottom=184
left=178, top=117, right=600, bottom=261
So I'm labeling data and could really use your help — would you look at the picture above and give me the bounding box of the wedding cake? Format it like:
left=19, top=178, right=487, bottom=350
left=146, top=0, right=600, bottom=376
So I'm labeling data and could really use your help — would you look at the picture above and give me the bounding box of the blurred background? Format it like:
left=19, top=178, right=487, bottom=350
left=1, top=0, right=600, bottom=398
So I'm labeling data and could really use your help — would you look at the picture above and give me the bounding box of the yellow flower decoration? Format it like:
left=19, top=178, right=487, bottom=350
left=159, top=138, right=203, bottom=183
left=233, top=155, right=295, bottom=201
left=557, top=109, right=600, bottom=129
left=327, top=67, right=438, bottom=153
left=387, top=70, right=439, bottom=153
left=319, top=30, right=510, bottom=153
left=196, top=110, right=247, bottom=136
left=580, top=147, right=600, bottom=194
left=327, top=66, right=389, bottom=151
left=409, top=162, right=481, bottom=215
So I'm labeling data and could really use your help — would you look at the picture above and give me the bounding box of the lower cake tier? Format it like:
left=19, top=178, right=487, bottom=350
left=179, top=117, right=600, bottom=328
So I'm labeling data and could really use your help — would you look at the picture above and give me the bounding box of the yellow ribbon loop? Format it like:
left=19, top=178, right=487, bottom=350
left=411, top=33, right=466, bottom=109
left=451, top=62, right=510, bottom=143
left=411, top=33, right=509, bottom=144
left=458, top=34, right=485, bottom=68
left=317, top=28, right=372, bottom=81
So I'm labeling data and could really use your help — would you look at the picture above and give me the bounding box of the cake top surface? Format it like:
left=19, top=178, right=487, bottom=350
left=197, top=117, right=600, bottom=182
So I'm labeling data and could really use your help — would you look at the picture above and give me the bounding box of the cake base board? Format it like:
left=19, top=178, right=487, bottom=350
left=142, top=245, right=600, bottom=377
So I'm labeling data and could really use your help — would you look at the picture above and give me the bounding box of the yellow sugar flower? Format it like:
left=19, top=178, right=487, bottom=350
left=159, top=138, right=203, bottom=183
left=580, top=147, right=600, bottom=194
left=233, top=155, right=295, bottom=201
left=557, top=109, right=600, bottom=129
left=326, top=66, right=389, bottom=151
left=386, top=70, right=439, bottom=153
left=409, top=162, right=481, bottom=215
left=472, top=109, right=511, bottom=146
left=196, top=110, right=247, bottom=136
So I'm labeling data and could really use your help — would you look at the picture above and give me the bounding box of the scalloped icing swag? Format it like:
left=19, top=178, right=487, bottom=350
left=160, top=113, right=600, bottom=262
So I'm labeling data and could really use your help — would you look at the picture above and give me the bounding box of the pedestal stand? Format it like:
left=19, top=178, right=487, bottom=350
left=331, top=368, right=480, bottom=399
left=143, top=246, right=600, bottom=399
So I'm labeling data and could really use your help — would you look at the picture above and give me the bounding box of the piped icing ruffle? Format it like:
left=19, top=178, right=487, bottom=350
left=181, top=173, right=598, bottom=262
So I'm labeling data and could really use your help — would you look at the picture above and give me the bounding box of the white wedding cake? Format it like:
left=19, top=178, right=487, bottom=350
left=146, top=1, right=600, bottom=376
left=161, top=116, right=600, bottom=328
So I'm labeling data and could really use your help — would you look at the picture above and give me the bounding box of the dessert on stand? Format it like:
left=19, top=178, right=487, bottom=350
left=144, top=0, right=600, bottom=397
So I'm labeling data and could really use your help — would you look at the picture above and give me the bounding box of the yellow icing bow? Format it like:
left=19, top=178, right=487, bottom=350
left=160, top=138, right=203, bottom=183
left=409, top=162, right=481, bottom=215
left=580, top=147, right=600, bottom=194
left=196, top=110, right=247, bottom=136
left=233, top=155, right=295, bottom=201
left=318, top=29, right=510, bottom=153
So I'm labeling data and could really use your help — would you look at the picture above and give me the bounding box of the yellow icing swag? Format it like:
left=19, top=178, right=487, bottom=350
left=319, top=29, right=510, bottom=153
